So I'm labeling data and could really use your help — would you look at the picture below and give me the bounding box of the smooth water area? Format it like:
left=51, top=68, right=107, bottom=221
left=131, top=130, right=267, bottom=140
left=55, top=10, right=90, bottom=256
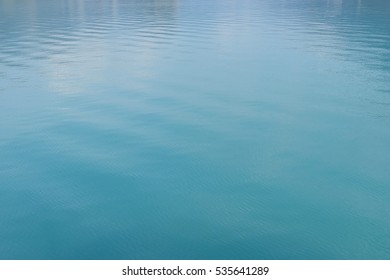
left=1, top=0, right=389, bottom=259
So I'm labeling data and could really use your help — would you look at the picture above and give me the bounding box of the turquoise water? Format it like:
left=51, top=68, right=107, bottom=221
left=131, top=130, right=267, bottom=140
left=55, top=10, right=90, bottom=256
left=1, top=0, right=389, bottom=260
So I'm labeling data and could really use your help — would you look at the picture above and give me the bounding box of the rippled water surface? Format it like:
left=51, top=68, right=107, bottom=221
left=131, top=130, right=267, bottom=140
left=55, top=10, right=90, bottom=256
left=1, top=0, right=390, bottom=259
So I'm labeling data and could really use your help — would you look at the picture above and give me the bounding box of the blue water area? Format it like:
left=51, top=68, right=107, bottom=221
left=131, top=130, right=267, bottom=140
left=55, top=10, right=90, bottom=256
left=0, top=0, right=389, bottom=260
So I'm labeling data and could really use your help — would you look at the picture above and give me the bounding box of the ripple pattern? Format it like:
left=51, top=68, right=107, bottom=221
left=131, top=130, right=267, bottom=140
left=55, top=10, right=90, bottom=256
left=1, top=0, right=390, bottom=259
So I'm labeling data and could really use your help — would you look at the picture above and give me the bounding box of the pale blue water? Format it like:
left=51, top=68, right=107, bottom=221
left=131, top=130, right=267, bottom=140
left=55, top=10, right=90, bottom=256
left=1, top=0, right=390, bottom=260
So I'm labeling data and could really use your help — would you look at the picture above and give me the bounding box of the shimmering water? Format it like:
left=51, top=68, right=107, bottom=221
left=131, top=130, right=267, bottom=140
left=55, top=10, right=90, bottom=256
left=1, top=0, right=389, bottom=260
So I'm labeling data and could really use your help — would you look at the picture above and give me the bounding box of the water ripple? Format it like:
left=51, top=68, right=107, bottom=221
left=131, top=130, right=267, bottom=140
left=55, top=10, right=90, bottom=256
left=1, top=0, right=390, bottom=259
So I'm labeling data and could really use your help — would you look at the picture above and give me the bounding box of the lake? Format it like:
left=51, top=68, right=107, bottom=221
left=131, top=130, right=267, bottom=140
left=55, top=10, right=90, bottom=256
left=0, top=0, right=389, bottom=259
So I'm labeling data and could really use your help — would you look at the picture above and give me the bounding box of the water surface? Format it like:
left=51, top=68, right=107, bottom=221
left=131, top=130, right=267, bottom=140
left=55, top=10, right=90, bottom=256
left=0, top=0, right=390, bottom=259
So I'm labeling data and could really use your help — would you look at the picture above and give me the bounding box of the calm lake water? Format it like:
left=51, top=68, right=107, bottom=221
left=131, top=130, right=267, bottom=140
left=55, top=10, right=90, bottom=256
left=0, top=0, right=389, bottom=259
